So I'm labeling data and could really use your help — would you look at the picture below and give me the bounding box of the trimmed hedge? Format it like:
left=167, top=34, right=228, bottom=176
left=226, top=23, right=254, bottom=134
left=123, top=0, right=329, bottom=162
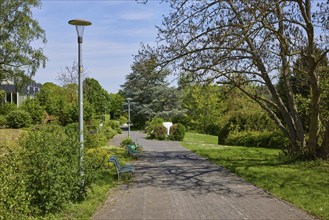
left=224, top=130, right=288, bottom=149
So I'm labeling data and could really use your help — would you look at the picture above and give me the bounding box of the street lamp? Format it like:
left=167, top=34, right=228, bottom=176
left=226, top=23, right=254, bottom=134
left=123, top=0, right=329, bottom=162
left=68, top=19, right=92, bottom=192
left=127, top=98, right=132, bottom=137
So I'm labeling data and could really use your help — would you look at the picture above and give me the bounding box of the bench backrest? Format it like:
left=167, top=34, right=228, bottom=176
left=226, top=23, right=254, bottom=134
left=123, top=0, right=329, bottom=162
left=109, top=155, right=122, bottom=170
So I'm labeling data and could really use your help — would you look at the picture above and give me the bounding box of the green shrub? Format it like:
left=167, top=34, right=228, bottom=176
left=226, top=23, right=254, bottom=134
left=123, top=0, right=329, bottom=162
left=0, top=102, right=17, bottom=115
left=218, top=123, right=230, bottom=144
left=118, top=116, right=127, bottom=125
left=103, top=127, right=117, bottom=140
left=85, top=147, right=109, bottom=171
left=19, top=124, right=83, bottom=215
left=20, top=98, right=44, bottom=124
left=84, top=119, right=119, bottom=148
left=225, top=130, right=288, bottom=149
left=106, top=120, right=122, bottom=134
left=145, top=118, right=165, bottom=139
left=120, top=137, right=134, bottom=147
left=170, top=123, right=186, bottom=141
left=204, top=123, right=220, bottom=136
left=0, top=145, right=31, bottom=219
left=85, top=131, right=108, bottom=148
left=1, top=124, right=110, bottom=219
left=59, top=103, right=78, bottom=126
left=152, top=125, right=167, bottom=140
left=0, top=115, right=7, bottom=127
left=6, top=110, right=32, bottom=128
left=145, top=117, right=164, bottom=134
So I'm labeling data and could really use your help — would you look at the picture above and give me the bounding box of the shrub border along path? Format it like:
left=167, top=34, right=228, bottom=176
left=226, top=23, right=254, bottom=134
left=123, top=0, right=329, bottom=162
left=93, top=131, right=314, bottom=219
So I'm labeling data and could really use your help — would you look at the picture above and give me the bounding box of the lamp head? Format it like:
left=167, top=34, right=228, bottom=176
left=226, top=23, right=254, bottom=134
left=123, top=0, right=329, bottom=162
left=68, top=19, right=92, bottom=42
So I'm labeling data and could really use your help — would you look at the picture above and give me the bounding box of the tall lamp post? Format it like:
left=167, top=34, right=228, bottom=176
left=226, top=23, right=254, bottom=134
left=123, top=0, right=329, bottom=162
left=68, top=19, right=92, bottom=192
left=127, top=98, right=132, bottom=137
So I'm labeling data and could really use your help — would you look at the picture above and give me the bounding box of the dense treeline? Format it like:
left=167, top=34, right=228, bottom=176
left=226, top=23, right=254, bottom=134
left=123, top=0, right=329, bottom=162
left=121, top=54, right=286, bottom=148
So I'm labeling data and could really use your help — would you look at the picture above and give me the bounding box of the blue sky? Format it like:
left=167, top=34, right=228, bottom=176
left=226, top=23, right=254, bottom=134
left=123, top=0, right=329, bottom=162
left=33, top=0, right=170, bottom=93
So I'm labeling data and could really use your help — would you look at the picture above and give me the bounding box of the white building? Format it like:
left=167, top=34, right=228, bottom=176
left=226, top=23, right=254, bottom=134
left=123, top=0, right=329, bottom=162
left=0, top=80, right=42, bottom=107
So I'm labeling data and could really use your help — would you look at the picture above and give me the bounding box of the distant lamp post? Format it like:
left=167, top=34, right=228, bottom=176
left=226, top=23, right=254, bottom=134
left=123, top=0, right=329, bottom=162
left=127, top=98, right=132, bottom=137
left=68, top=19, right=92, bottom=192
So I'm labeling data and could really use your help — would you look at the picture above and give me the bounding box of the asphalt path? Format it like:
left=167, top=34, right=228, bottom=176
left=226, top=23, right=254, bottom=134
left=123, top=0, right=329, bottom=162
left=93, top=131, right=315, bottom=220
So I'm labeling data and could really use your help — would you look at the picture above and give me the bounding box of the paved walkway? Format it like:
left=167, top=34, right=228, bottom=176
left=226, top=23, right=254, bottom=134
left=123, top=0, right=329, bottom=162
left=93, top=131, right=315, bottom=220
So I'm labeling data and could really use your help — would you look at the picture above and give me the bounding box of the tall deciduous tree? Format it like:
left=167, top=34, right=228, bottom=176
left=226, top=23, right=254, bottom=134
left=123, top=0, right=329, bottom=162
left=37, top=82, right=94, bottom=125
left=83, top=77, right=109, bottom=115
left=147, top=0, right=329, bottom=159
left=108, top=93, right=124, bottom=119
left=0, top=0, right=47, bottom=86
left=182, top=84, right=224, bottom=134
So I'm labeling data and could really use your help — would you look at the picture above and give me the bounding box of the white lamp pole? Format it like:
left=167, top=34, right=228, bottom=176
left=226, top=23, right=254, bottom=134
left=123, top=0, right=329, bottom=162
left=68, top=19, right=92, bottom=193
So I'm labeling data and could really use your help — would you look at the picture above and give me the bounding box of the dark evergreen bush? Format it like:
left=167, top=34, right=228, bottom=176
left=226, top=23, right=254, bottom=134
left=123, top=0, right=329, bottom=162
left=218, top=123, right=230, bottom=144
left=170, top=123, right=186, bottom=141
left=6, top=110, right=32, bottom=128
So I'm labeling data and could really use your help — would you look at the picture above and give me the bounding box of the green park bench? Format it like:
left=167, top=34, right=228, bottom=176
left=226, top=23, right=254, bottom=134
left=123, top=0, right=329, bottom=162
left=126, top=144, right=142, bottom=158
left=108, top=155, right=135, bottom=180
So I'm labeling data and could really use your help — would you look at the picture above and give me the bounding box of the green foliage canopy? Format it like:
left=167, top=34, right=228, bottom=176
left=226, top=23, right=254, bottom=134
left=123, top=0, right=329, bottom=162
left=0, top=0, right=47, bottom=85
left=83, top=78, right=109, bottom=115
left=108, top=93, right=124, bottom=119
left=182, top=84, right=224, bottom=134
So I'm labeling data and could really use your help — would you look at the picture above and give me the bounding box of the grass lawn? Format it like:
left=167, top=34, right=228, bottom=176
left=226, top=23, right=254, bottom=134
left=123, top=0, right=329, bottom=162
left=182, top=132, right=329, bottom=220
left=0, top=128, right=27, bottom=149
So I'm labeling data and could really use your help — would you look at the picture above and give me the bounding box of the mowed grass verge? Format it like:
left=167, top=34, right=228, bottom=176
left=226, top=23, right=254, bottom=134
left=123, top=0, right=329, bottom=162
left=182, top=132, right=329, bottom=220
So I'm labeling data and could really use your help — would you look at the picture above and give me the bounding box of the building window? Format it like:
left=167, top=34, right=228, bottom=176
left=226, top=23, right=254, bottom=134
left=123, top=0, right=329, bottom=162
left=6, top=93, right=11, bottom=103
